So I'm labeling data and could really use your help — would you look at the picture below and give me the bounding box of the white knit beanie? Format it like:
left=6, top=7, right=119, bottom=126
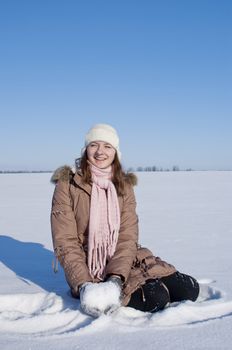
left=82, top=124, right=121, bottom=160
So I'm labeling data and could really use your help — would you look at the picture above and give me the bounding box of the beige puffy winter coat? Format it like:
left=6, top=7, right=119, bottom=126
left=50, top=166, right=176, bottom=305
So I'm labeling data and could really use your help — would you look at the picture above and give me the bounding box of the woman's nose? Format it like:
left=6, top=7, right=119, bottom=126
left=96, top=145, right=104, bottom=154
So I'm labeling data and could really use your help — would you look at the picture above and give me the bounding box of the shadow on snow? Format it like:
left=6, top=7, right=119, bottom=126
left=0, top=235, right=67, bottom=297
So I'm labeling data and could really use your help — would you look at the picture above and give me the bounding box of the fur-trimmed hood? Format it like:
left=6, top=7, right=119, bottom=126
left=50, top=165, right=137, bottom=186
left=50, top=165, right=74, bottom=184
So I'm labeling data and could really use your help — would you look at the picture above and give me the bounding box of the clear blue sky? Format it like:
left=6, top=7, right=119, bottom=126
left=0, top=0, right=231, bottom=171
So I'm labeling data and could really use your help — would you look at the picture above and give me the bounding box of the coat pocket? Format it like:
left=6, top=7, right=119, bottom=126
left=135, top=247, right=176, bottom=278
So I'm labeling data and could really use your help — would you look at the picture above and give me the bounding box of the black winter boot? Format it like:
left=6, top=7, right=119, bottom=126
left=127, top=279, right=170, bottom=313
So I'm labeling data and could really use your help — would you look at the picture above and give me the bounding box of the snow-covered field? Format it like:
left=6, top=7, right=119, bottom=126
left=0, top=171, right=232, bottom=349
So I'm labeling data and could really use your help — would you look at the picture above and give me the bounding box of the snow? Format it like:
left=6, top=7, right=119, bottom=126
left=80, top=281, right=121, bottom=317
left=0, top=171, right=232, bottom=349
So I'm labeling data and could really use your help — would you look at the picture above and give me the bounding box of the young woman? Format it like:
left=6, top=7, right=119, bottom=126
left=51, top=124, right=199, bottom=317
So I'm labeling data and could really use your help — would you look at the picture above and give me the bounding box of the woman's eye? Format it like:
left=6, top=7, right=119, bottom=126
left=105, top=145, right=112, bottom=149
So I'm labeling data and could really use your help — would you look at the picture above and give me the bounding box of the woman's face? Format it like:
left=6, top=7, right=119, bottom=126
left=87, top=141, right=116, bottom=169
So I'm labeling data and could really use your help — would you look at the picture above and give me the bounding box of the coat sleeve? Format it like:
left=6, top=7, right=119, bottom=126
left=51, top=180, right=92, bottom=292
left=105, top=184, right=139, bottom=282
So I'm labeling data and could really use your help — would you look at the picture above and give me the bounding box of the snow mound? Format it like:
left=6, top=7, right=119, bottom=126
left=0, top=292, right=84, bottom=335
left=0, top=292, right=62, bottom=316
left=0, top=284, right=231, bottom=335
left=112, top=299, right=232, bottom=328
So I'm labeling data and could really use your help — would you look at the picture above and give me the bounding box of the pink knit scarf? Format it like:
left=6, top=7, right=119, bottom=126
left=88, top=163, right=120, bottom=279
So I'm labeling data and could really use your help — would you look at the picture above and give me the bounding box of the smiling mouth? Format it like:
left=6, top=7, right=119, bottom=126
left=95, top=157, right=107, bottom=161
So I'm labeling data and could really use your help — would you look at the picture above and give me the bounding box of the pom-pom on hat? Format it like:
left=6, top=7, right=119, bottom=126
left=82, top=124, right=121, bottom=160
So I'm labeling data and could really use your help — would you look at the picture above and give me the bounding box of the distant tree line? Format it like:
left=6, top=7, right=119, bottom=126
left=127, top=166, right=193, bottom=172
left=0, top=167, right=194, bottom=174
left=0, top=170, right=52, bottom=174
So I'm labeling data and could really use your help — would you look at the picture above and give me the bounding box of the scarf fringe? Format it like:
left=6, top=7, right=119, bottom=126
left=88, top=240, right=112, bottom=280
